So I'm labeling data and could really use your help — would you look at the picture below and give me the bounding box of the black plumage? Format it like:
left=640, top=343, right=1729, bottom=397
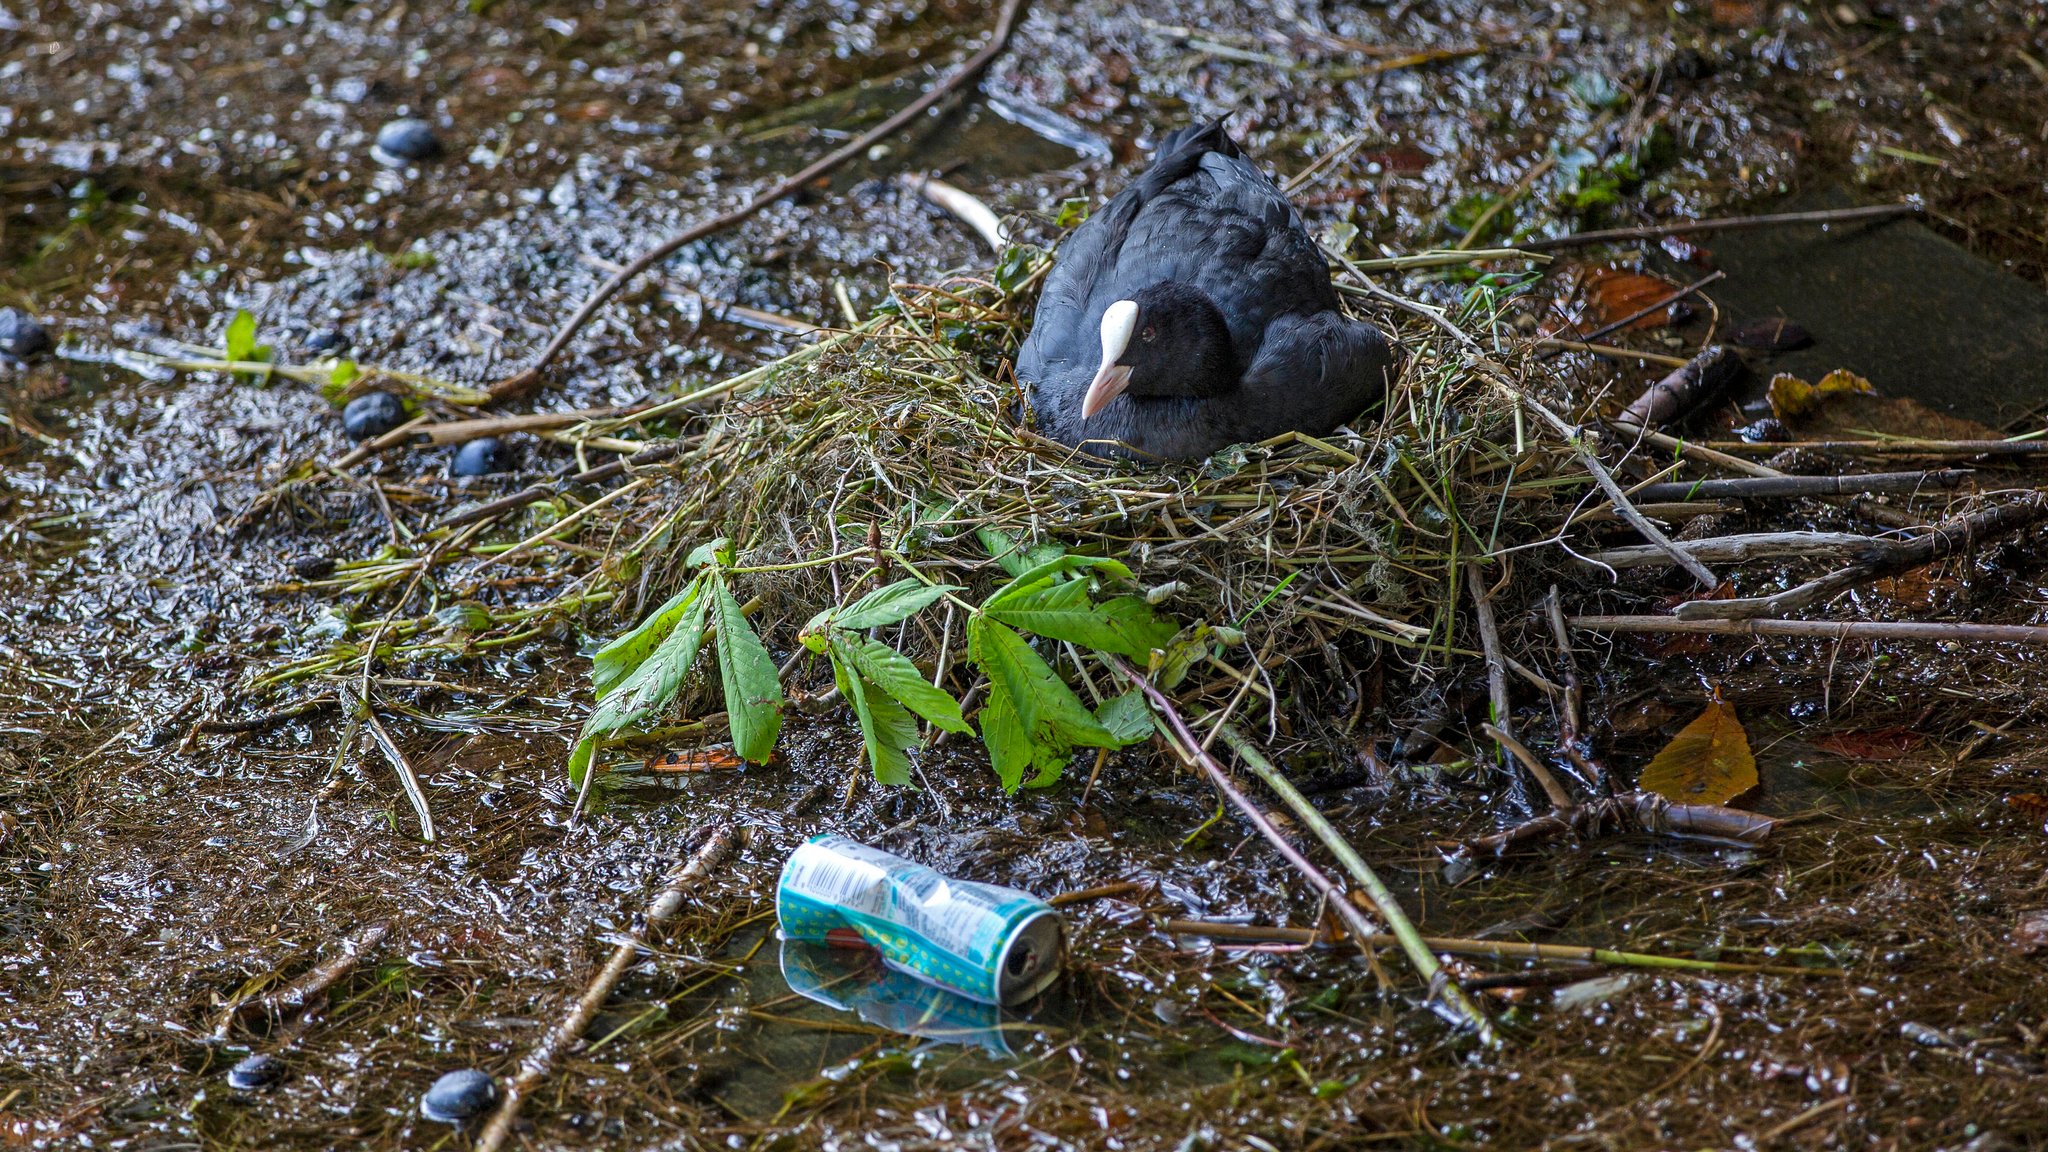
left=1017, top=122, right=1398, bottom=461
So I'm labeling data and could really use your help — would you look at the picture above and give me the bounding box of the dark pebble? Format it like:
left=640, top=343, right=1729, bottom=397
left=373, top=118, right=442, bottom=165
left=1731, top=317, right=1814, bottom=352
left=289, top=555, right=337, bottom=580
left=342, top=392, right=406, bottom=440
left=421, top=1069, right=497, bottom=1124
left=0, top=307, right=52, bottom=359
left=227, top=1053, right=284, bottom=1091
left=304, top=328, right=346, bottom=354
left=1735, top=417, right=1790, bottom=443
left=451, top=436, right=509, bottom=477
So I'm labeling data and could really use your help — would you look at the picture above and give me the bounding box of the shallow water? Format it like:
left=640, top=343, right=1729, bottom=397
left=7, top=0, right=2048, bottom=1148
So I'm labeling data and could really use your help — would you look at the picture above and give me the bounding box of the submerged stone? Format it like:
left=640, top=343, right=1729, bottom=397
left=342, top=392, right=406, bottom=440
left=0, top=307, right=51, bottom=359
left=304, top=328, right=346, bottom=354
left=421, top=1068, right=497, bottom=1123
left=227, top=1052, right=284, bottom=1091
left=451, top=436, right=508, bottom=476
left=373, top=118, right=442, bottom=165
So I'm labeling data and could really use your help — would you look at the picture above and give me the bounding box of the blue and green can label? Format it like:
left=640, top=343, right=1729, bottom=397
left=775, top=835, right=1063, bottom=1006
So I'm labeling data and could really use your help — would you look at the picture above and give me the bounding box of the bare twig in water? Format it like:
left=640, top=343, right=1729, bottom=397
left=489, top=0, right=1029, bottom=398
left=1576, top=531, right=1886, bottom=570
left=1675, top=493, right=2048, bottom=620
left=1160, top=918, right=1835, bottom=977
left=1518, top=202, right=1920, bottom=252
left=1479, top=723, right=1573, bottom=811
left=475, top=827, right=740, bottom=1152
left=340, top=686, right=435, bottom=842
left=1570, top=615, right=2048, bottom=645
left=1533, top=338, right=1690, bottom=367
left=1628, top=469, right=1967, bottom=503
left=898, top=173, right=1008, bottom=254
left=429, top=441, right=687, bottom=533
left=211, top=921, right=391, bottom=1040
left=1457, top=790, right=1777, bottom=856
left=1107, top=657, right=1496, bottom=1042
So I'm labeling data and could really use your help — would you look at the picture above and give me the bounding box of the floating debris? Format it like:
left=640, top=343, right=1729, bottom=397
left=1731, top=316, right=1815, bottom=351
left=226, top=1053, right=284, bottom=1091
left=452, top=436, right=509, bottom=476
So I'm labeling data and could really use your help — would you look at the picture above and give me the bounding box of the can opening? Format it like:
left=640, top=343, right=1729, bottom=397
left=1005, top=942, right=1034, bottom=977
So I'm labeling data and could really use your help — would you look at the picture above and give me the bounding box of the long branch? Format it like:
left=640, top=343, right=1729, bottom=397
left=1518, top=202, right=1919, bottom=252
left=488, top=0, right=1028, bottom=398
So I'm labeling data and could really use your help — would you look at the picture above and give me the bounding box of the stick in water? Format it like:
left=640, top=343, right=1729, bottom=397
left=474, top=827, right=740, bottom=1152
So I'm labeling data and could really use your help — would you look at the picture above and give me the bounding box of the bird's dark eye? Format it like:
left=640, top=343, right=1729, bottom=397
left=1141, top=326, right=1157, bottom=343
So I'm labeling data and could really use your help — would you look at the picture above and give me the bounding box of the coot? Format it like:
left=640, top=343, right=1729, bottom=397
left=1018, top=122, right=1397, bottom=461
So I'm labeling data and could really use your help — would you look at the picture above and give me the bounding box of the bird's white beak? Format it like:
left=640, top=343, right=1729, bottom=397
left=1083, top=300, right=1138, bottom=422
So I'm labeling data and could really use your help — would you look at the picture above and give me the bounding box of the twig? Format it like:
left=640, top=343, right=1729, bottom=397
left=1518, top=202, right=1920, bottom=252
left=1159, top=920, right=1839, bottom=978
left=1542, top=270, right=1726, bottom=360
left=1570, top=615, right=2048, bottom=645
left=211, top=920, right=391, bottom=1040
left=430, top=441, right=685, bottom=532
left=475, top=828, right=740, bottom=1152
left=1576, top=531, right=1884, bottom=570
left=1693, top=437, right=2048, bottom=458
left=1479, top=723, right=1573, bottom=811
left=1049, top=880, right=1149, bottom=908
left=898, top=173, right=1007, bottom=254
left=1614, top=344, right=1743, bottom=427
left=195, top=696, right=338, bottom=734
left=1459, top=790, right=1777, bottom=855
left=1208, top=721, right=1500, bottom=1042
left=488, top=0, right=1029, bottom=398
left=1675, top=493, right=2048, bottom=621
left=1628, top=469, right=1967, bottom=502
left=340, top=687, right=435, bottom=842
left=1106, top=658, right=1495, bottom=1042
left=1533, top=338, right=1690, bottom=367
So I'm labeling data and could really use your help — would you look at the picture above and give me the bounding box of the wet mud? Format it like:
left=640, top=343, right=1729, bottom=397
left=6, top=1, right=2048, bottom=1148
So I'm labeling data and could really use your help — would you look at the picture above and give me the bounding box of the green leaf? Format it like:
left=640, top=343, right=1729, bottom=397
left=984, top=580, right=1175, bottom=658
left=835, top=579, right=959, bottom=631
left=834, top=634, right=968, bottom=733
left=977, top=526, right=1065, bottom=579
left=838, top=655, right=920, bottom=786
left=985, top=553, right=1132, bottom=608
left=1095, top=689, right=1154, bottom=746
left=968, top=616, right=1116, bottom=783
left=586, top=587, right=711, bottom=732
left=979, top=682, right=1062, bottom=792
left=224, top=309, right=258, bottom=363
left=591, top=582, right=703, bottom=701
left=684, top=538, right=731, bottom=570
left=711, top=575, right=783, bottom=762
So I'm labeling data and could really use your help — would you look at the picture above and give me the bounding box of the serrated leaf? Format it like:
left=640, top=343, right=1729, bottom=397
left=834, top=635, right=968, bottom=732
left=839, top=656, right=919, bottom=786
left=1639, top=700, right=1757, bottom=805
left=977, top=526, right=1065, bottom=579
left=684, top=537, right=731, bottom=570
left=586, top=590, right=710, bottom=732
left=984, top=580, right=1175, bottom=658
left=591, top=582, right=703, bottom=701
left=1094, top=689, right=1154, bottom=746
left=711, top=575, right=783, bottom=762
left=836, top=579, right=959, bottom=631
left=979, top=680, right=1067, bottom=792
left=986, top=553, right=1133, bottom=608
left=968, top=616, right=1117, bottom=787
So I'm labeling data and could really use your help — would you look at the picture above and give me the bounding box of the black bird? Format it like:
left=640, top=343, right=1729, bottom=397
left=1017, top=121, right=1397, bottom=461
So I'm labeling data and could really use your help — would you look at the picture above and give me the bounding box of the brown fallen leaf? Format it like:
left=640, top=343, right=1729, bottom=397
left=2013, top=910, right=2048, bottom=954
left=2007, top=793, right=2048, bottom=822
left=1583, top=268, right=1680, bottom=332
left=1810, top=729, right=1924, bottom=761
left=1639, top=700, right=1757, bottom=805
left=647, top=747, right=746, bottom=773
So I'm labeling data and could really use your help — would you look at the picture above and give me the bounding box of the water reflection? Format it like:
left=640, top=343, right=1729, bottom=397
left=779, top=941, right=1019, bottom=1057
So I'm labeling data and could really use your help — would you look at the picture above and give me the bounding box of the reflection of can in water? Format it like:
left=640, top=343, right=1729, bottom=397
left=775, top=834, right=1063, bottom=1006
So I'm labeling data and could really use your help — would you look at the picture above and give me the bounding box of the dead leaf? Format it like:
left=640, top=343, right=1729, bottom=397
left=1731, top=317, right=1814, bottom=351
left=646, top=747, right=746, bottom=773
left=2013, top=910, right=2048, bottom=954
left=1810, top=729, right=1924, bottom=760
left=1583, top=268, right=1680, bottom=332
left=1639, top=700, right=1757, bottom=805
left=1767, top=369, right=1876, bottom=423
left=2007, top=793, right=2048, bottom=822
left=1871, top=566, right=1954, bottom=610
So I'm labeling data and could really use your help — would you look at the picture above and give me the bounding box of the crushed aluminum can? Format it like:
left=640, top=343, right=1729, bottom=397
left=775, top=834, right=1063, bottom=1006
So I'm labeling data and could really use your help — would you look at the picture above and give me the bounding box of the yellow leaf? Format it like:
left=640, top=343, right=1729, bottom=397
left=1814, top=368, right=1876, bottom=399
left=1639, top=700, right=1757, bottom=805
left=1766, top=372, right=1819, bottom=421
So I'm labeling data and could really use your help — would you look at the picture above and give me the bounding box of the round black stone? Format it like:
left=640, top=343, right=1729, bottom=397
left=373, top=118, right=443, bottom=165
left=304, top=328, right=346, bottom=354
left=342, top=392, right=406, bottom=440
left=451, top=437, right=508, bottom=477
left=0, top=307, right=51, bottom=359
left=227, top=1053, right=284, bottom=1091
left=420, top=1069, right=497, bottom=1124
